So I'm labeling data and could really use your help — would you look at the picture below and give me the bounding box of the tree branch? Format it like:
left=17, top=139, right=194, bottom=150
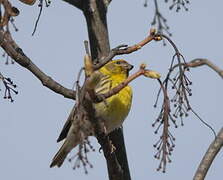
left=83, top=0, right=110, bottom=60
left=93, top=29, right=159, bottom=70
left=185, top=58, right=223, bottom=79
left=171, top=58, right=223, bottom=79
left=0, top=30, right=76, bottom=99
left=193, top=127, right=223, bottom=180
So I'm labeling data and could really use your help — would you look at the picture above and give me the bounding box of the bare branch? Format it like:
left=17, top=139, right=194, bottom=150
left=115, top=31, right=155, bottom=55
left=193, top=127, right=223, bottom=180
left=94, top=29, right=158, bottom=70
left=171, top=58, right=223, bottom=79
left=186, top=58, right=223, bottom=79
left=0, top=0, right=20, bottom=28
left=0, top=30, right=76, bottom=99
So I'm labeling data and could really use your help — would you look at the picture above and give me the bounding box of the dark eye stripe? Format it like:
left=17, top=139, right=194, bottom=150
left=116, top=60, right=127, bottom=65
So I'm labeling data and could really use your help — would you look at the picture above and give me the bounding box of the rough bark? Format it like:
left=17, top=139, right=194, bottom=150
left=83, top=0, right=110, bottom=60
left=81, top=0, right=131, bottom=179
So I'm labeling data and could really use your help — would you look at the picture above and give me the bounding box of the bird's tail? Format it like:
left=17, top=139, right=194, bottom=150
left=50, top=120, right=92, bottom=167
left=50, top=131, right=81, bottom=168
left=50, top=142, right=70, bottom=168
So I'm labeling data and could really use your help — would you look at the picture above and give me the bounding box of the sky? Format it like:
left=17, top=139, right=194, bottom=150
left=1, top=0, right=223, bottom=180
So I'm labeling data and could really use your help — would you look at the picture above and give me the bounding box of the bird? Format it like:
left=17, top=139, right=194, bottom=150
left=50, top=59, right=134, bottom=168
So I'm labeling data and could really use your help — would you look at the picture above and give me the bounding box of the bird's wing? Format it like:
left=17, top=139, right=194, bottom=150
left=51, top=106, right=93, bottom=167
left=56, top=105, right=76, bottom=142
left=56, top=72, right=110, bottom=143
left=95, top=74, right=112, bottom=94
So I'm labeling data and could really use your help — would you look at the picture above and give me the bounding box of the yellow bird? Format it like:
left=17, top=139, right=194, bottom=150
left=50, top=59, right=133, bottom=168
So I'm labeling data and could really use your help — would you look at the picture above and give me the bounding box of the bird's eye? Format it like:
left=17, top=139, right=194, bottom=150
left=116, top=61, right=121, bottom=64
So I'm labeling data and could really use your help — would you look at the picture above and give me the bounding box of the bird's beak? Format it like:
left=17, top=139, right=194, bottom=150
left=126, top=64, right=134, bottom=77
left=127, top=64, right=134, bottom=71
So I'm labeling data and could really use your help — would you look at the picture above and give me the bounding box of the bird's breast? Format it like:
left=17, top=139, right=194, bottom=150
left=94, top=85, right=132, bottom=133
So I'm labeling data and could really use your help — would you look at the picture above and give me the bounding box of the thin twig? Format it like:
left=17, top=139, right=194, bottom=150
left=93, top=44, right=128, bottom=70
left=32, top=0, right=51, bottom=36
left=190, top=108, right=216, bottom=138
left=93, top=29, right=158, bottom=70
left=32, top=0, right=43, bottom=36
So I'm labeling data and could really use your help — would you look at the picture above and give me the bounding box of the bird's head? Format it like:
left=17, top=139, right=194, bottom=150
left=100, top=59, right=134, bottom=77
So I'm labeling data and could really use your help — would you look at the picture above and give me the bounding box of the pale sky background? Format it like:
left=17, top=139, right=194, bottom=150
left=1, top=0, right=223, bottom=180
